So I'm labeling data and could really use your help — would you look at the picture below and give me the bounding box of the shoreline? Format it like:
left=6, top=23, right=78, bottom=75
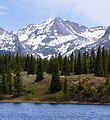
left=0, top=100, right=110, bottom=105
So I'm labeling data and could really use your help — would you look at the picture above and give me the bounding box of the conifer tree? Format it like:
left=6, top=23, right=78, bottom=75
left=30, top=55, right=36, bottom=74
left=69, top=52, right=74, bottom=73
left=89, top=49, right=95, bottom=73
left=95, top=46, right=104, bottom=76
left=4, top=55, right=9, bottom=73
left=14, top=66, right=22, bottom=96
left=76, top=51, right=83, bottom=74
left=35, top=57, right=44, bottom=82
left=43, top=58, right=48, bottom=72
left=16, top=53, right=20, bottom=67
left=0, top=60, right=5, bottom=75
left=1, top=73, right=9, bottom=94
left=58, top=53, right=62, bottom=70
left=50, top=59, right=62, bottom=93
left=74, top=56, right=77, bottom=74
left=61, top=55, right=70, bottom=76
left=102, top=47, right=108, bottom=76
left=25, top=55, right=30, bottom=72
left=106, top=73, right=109, bottom=85
left=7, top=70, right=13, bottom=94
left=63, top=76, right=69, bottom=97
left=26, top=55, right=36, bottom=75
left=83, top=52, right=88, bottom=74
left=108, top=54, right=110, bottom=74
left=46, top=56, right=54, bottom=74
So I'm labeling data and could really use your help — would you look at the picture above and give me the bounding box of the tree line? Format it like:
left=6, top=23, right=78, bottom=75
left=0, top=46, right=110, bottom=96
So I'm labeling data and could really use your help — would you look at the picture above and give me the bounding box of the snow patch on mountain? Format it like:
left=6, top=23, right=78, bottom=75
left=0, top=17, right=109, bottom=58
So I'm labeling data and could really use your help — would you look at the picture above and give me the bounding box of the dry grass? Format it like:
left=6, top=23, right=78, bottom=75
left=22, top=73, right=106, bottom=101
left=6, top=72, right=108, bottom=103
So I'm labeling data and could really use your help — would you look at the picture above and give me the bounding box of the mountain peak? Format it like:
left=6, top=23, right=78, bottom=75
left=0, top=17, right=108, bottom=58
left=102, top=25, right=110, bottom=38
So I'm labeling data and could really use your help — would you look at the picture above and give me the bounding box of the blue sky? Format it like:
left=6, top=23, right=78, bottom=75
left=0, top=0, right=110, bottom=31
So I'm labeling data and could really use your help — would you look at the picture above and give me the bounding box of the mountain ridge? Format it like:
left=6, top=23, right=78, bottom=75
left=0, top=17, right=109, bottom=58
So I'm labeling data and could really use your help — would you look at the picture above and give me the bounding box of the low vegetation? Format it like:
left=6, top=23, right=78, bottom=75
left=0, top=46, right=110, bottom=103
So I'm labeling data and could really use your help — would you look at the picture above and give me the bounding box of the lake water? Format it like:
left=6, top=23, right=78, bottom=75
left=0, top=103, right=110, bottom=120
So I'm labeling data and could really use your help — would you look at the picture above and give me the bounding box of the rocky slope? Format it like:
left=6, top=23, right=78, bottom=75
left=0, top=17, right=109, bottom=58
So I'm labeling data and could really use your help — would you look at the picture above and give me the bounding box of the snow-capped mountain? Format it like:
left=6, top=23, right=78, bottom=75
left=0, top=17, right=109, bottom=58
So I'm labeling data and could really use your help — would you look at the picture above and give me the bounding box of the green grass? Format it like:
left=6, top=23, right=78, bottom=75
left=10, top=72, right=110, bottom=103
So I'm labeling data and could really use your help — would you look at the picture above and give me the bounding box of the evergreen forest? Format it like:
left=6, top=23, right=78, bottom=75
left=0, top=46, right=110, bottom=103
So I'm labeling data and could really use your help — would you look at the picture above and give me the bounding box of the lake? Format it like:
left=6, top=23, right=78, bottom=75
left=0, top=103, right=110, bottom=120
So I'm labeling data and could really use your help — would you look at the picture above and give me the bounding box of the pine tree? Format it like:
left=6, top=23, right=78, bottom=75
left=1, top=73, right=9, bottom=94
left=35, top=57, right=44, bottom=82
left=7, top=70, right=13, bottom=94
left=76, top=51, right=83, bottom=74
left=106, top=73, right=109, bottom=85
left=74, top=55, right=77, bottom=74
left=108, top=54, right=110, bottom=74
left=69, top=52, right=74, bottom=73
left=0, top=60, right=5, bottom=75
left=50, top=59, right=62, bottom=93
left=14, top=66, right=22, bottom=96
left=46, top=56, right=54, bottom=74
left=102, top=47, right=108, bottom=76
left=89, top=49, right=95, bottom=73
left=43, top=58, right=48, bottom=72
left=16, top=53, right=20, bottom=67
left=83, top=52, right=88, bottom=74
left=95, top=46, right=104, bottom=76
left=61, top=55, right=70, bottom=76
left=4, top=55, right=9, bottom=73
left=25, top=55, right=30, bottom=72
left=26, top=55, right=36, bottom=75
left=58, top=53, right=62, bottom=70
left=30, top=55, right=36, bottom=74
left=63, top=76, right=69, bottom=97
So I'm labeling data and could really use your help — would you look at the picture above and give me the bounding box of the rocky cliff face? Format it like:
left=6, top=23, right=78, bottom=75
left=0, top=17, right=109, bottom=58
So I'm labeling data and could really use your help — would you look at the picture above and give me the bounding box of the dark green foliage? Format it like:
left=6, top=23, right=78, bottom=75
left=63, top=76, right=69, bottom=97
left=69, top=52, right=74, bottom=73
left=16, top=53, right=20, bottom=65
left=7, top=70, right=13, bottom=94
left=36, top=57, right=44, bottom=82
left=61, top=55, right=70, bottom=76
left=74, top=56, right=77, bottom=74
left=58, top=53, right=62, bottom=70
left=0, top=45, right=110, bottom=98
left=1, top=73, right=9, bottom=94
left=0, top=60, right=5, bottom=75
left=107, top=75, right=110, bottom=96
left=97, top=83, right=105, bottom=96
left=43, top=58, right=48, bottom=72
left=46, top=56, right=54, bottom=74
left=108, top=54, right=110, bottom=74
left=14, top=66, right=22, bottom=96
left=89, top=49, right=95, bottom=73
left=78, top=76, right=83, bottom=91
left=76, top=51, right=83, bottom=75
left=4, top=55, right=9, bottom=73
left=25, top=55, right=30, bottom=72
left=95, top=46, right=104, bottom=76
left=83, top=52, right=88, bottom=74
left=83, top=86, right=94, bottom=97
left=102, top=47, right=108, bottom=76
left=50, top=59, right=62, bottom=93
left=106, top=74, right=109, bottom=85
left=26, top=55, right=36, bottom=75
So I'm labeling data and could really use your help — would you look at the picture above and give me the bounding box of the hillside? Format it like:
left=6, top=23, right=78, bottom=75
left=1, top=72, right=110, bottom=104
